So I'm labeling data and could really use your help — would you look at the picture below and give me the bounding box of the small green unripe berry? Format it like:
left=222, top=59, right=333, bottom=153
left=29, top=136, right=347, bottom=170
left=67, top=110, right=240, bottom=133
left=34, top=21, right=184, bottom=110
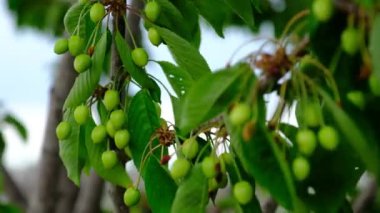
left=68, top=35, right=85, bottom=56
left=148, top=28, right=162, bottom=46
left=318, top=126, right=339, bottom=150
left=347, top=90, right=365, bottom=109
left=170, top=158, right=191, bottom=180
left=220, top=153, right=234, bottom=165
left=115, top=129, right=130, bottom=149
left=341, top=27, right=360, bottom=55
left=54, top=38, right=68, bottom=54
left=90, top=3, right=105, bottom=23
left=369, top=74, right=380, bottom=96
left=110, top=109, right=125, bottom=129
left=74, top=105, right=89, bottom=125
left=304, top=103, right=320, bottom=127
left=103, top=90, right=120, bottom=111
left=296, top=129, right=317, bottom=156
left=56, top=121, right=71, bottom=140
left=106, top=120, right=116, bottom=138
left=124, top=187, right=141, bottom=207
left=131, top=48, right=149, bottom=67
left=229, top=103, right=251, bottom=126
left=91, top=125, right=107, bottom=143
left=74, top=54, right=91, bottom=73
left=201, top=156, right=218, bottom=178
left=292, top=157, right=310, bottom=181
left=312, top=0, right=333, bottom=22
left=101, top=150, right=118, bottom=169
left=208, top=178, right=219, bottom=192
left=233, top=181, right=253, bottom=205
left=182, top=138, right=199, bottom=160
left=144, top=1, right=160, bottom=22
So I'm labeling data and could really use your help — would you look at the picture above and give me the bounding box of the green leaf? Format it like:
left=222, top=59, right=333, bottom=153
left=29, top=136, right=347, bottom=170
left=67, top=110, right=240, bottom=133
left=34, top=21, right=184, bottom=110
left=194, top=0, right=229, bottom=37
left=64, top=31, right=108, bottom=109
left=59, top=108, right=88, bottom=185
left=84, top=119, right=132, bottom=188
left=0, top=204, right=22, bottom=213
left=156, top=27, right=211, bottom=80
left=128, top=90, right=177, bottom=213
left=370, top=14, right=380, bottom=82
left=64, top=2, right=95, bottom=40
left=224, top=0, right=254, bottom=26
left=157, top=61, right=194, bottom=97
left=4, top=114, right=27, bottom=141
left=319, top=88, right=380, bottom=176
left=179, top=64, right=250, bottom=134
left=171, top=165, right=209, bottom=213
left=0, top=132, right=5, bottom=160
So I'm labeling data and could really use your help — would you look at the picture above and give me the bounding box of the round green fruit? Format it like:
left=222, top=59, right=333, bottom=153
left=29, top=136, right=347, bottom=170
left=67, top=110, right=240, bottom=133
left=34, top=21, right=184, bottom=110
left=103, top=90, right=120, bottom=111
left=304, top=103, right=320, bottom=127
left=182, top=138, right=199, bottom=160
left=54, top=38, right=68, bottom=55
left=110, top=109, right=125, bottom=129
left=56, top=121, right=71, bottom=140
left=296, top=129, right=317, bottom=156
left=101, top=150, right=118, bottom=169
left=144, top=1, right=160, bottom=22
left=312, top=0, right=333, bottom=22
left=106, top=120, right=116, bottom=137
left=233, top=181, right=253, bottom=205
left=208, top=178, right=219, bottom=192
left=369, top=74, right=380, bottom=96
left=292, top=157, right=310, bottom=181
left=74, top=105, right=89, bottom=125
left=124, top=187, right=141, bottom=207
left=131, top=48, right=148, bottom=67
left=201, top=156, right=217, bottom=178
left=347, top=90, right=365, bottom=109
left=220, top=153, right=234, bottom=165
left=115, top=129, right=130, bottom=149
left=74, top=54, right=91, bottom=73
left=148, top=28, right=161, bottom=46
left=68, top=35, right=85, bottom=56
left=341, top=27, right=359, bottom=55
left=318, top=126, right=339, bottom=150
left=91, top=125, right=107, bottom=143
left=229, top=103, right=251, bottom=126
left=90, top=3, right=105, bottom=23
left=170, top=158, right=191, bottom=180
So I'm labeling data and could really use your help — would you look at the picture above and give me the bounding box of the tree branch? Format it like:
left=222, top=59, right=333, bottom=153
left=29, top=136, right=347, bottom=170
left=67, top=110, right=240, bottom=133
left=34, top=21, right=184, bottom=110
left=0, top=164, right=27, bottom=210
left=55, top=166, right=79, bottom=213
left=353, top=176, right=378, bottom=213
left=73, top=171, right=104, bottom=213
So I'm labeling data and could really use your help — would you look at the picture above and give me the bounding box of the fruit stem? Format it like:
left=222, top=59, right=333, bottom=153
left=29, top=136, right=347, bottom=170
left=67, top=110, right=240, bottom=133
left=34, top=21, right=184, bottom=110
left=123, top=15, right=138, bottom=49
left=280, top=10, right=310, bottom=45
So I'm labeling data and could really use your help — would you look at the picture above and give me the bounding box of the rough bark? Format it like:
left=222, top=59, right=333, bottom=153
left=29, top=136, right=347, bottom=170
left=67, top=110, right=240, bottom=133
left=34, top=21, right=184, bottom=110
left=262, top=197, right=277, bottom=213
left=27, top=54, right=76, bottom=213
left=55, top=166, right=79, bottom=213
left=1, top=165, right=27, bottom=210
left=73, top=171, right=104, bottom=213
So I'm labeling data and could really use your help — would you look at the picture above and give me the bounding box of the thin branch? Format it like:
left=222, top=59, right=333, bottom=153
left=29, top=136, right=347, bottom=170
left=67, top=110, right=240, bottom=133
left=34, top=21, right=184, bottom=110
left=353, top=176, right=378, bottom=213
left=73, top=171, right=104, bottom=213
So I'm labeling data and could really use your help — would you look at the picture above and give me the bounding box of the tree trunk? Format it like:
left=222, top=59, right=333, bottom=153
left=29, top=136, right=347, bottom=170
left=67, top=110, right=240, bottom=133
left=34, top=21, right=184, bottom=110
left=55, top=166, right=79, bottom=213
left=73, top=171, right=104, bottom=213
left=28, top=54, right=76, bottom=213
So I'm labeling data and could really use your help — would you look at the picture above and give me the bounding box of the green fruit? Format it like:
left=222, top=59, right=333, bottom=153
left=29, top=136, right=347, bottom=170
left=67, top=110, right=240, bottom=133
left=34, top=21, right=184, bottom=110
left=74, top=54, right=91, bottom=73
left=144, top=1, right=160, bottom=22
left=68, top=35, right=85, bottom=56
left=292, top=157, right=310, bottom=181
left=369, top=74, right=380, bottom=96
left=91, top=125, right=107, bottom=143
left=296, top=129, right=317, bottom=156
left=347, top=90, right=365, bottom=109
left=148, top=28, right=161, bottom=46
left=318, top=126, right=339, bottom=150
left=304, top=103, right=320, bottom=127
left=220, top=153, right=234, bottom=165
left=201, top=156, right=217, bottom=178
left=115, top=129, right=130, bottom=149
left=90, top=3, right=105, bottom=23
left=54, top=38, right=68, bottom=54
left=101, top=150, right=118, bottom=169
left=312, top=0, right=333, bottom=22
left=131, top=48, right=148, bottom=67
left=229, top=103, right=251, bottom=126
left=110, top=109, right=125, bottom=129
left=182, top=138, right=199, bottom=160
left=208, top=178, right=219, bottom=191
left=233, top=181, right=253, bottom=205
left=103, top=90, right=120, bottom=111
left=341, top=27, right=359, bottom=55
left=124, top=187, right=141, bottom=207
left=56, top=121, right=71, bottom=140
left=106, top=120, right=116, bottom=137
left=74, top=105, right=89, bottom=125
left=154, top=102, right=161, bottom=117
left=170, top=158, right=191, bottom=179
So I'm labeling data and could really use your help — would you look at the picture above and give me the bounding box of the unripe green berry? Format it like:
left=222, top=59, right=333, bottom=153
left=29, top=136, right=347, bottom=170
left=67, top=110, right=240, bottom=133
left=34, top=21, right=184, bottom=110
left=201, top=156, right=217, bottom=178
left=56, top=121, right=71, bottom=140
left=312, top=0, right=333, bottom=22
left=101, top=150, right=118, bottom=169
left=148, top=28, right=162, bottom=46
left=90, top=3, right=105, bottom=23
left=110, top=109, right=125, bottom=130
left=144, top=1, right=160, bottom=22
left=68, top=35, right=85, bottom=56
left=124, top=187, right=141, bottom=207
left=54, top=38, right=68, bottom=54
left=233, top=181, right=253, bottom=205
left=74, top=54, right=91, bottom=73
left=341, top=27, right=360, bottom=55
left=296, top=129, right=317, bottom=156
left=182, top=138, right=199, bottom=160
left=229, top=103, right=251, bottom=126
left=74, top=105, right=89, bottom=125
left=304, top=103, right=320, bottom=127
left=369, top=74, right=380, bottom=96
left=347, top=90, right=365, bottom=109
left=318, top=126, right=339, bottom=150
left=292, top=157, right=310, bottom=181
left=91, top=125, right=107, bottom=143
left=115, top=129, right=130, bottom=149
left=103, top=90, right=120, bottom=111
left=106, top=120, right=116, bottom=138
left=170, top=158, right=191, bottom=180
left=131, top=48, right=149, bottom=67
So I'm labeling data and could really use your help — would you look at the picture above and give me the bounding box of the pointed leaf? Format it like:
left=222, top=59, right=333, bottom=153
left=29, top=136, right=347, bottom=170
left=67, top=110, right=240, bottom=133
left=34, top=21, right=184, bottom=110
left=64, top=32, right=108, bottom=108
left=194, top=0, right=229, bottom=37
left=224, top=0, right=254, bottom=26
left=4, top=114, right=27, bottom=141
left=64, top=2, right=95, bottom=40
left=370, top=14, right=380, bottom=82
left=156, top=27, right=211, bottom=80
